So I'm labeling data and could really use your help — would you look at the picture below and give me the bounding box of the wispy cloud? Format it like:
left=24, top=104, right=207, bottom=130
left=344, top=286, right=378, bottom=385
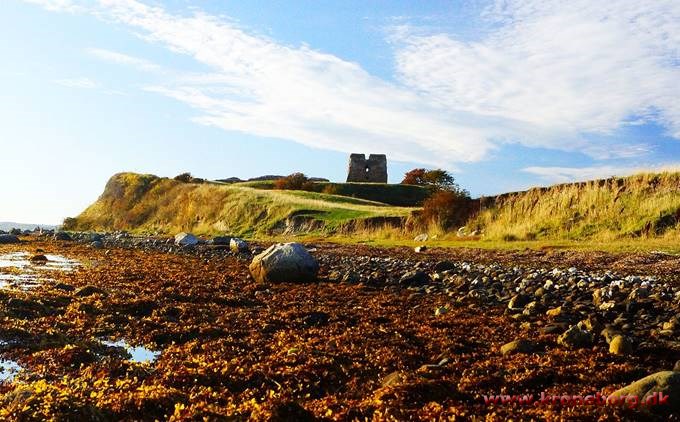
left=523, top=163, right=680, bottom=184
left=86, top=48, right=161, bottom=72
left=55, top=77, right=98, bottom=89
left=23, top=0, right=82, bottom=12
left=393, top=0, right=680, bottom=155
left=25, top=0, right=680, bottom=167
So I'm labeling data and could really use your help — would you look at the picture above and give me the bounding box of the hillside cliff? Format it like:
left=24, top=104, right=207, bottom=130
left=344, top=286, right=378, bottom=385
left=65, top=173, right=416, bottom=236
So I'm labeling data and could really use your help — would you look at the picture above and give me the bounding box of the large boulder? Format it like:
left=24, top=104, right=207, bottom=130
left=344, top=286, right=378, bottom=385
left=249, top=243, right=319, bottom=283
left=610, top=371, right=680, bottom=413
left=0, top=234, right=20, bottom=244
left=174, top=232, right=198, bottom=247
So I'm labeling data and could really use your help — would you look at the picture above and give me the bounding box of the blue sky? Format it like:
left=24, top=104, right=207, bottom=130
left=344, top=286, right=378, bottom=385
left=2, top=0, right=680, bottom=224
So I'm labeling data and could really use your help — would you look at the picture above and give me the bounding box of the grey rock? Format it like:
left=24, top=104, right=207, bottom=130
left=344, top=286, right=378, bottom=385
left=508, top=293, right=530, bottom=310
left=399, top=270, right=431, bottom=287
left=210, top=236, right=232, bottom=246
left=609, top=335, right=633, bottom=355
left=249, top=243, right=319, bottom=283
left=91, top=241, right=104, bottom=249
left=230, top=237, right=249, bottom=253
left=174, top=232, right=198, bottom=247
left=433, top=261, right=456, bottom=272
left=53, top=232, right=72, bottom=241
left=0, top=234, right=20, bottom=244
left=557, top=325, right=593, bottom=349
left=500, top=339, right=534, bottom=355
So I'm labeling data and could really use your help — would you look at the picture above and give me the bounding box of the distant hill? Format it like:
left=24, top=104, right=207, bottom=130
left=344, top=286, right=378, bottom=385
left=0, top=222, right=56, bottom=232
left=64, top=172, right=418, bottom=237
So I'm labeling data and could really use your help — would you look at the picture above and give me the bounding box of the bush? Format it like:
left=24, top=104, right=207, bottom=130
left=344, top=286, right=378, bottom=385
left=402, top=168, right=463, bottom=193
left=421, top=190, right=473, bottom=230
left=274, top=173, right=316, bottom=191
left=174, top=173, right=205, bottom=184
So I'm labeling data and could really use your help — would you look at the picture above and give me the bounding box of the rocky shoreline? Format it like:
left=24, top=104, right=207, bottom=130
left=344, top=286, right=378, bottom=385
left=1, top=231, right=680, bottom=418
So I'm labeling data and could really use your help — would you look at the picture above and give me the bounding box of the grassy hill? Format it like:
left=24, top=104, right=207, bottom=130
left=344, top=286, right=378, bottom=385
left=468, top=172, right=680, bottom=242
left=235, top=180, right=430, bottom=206
left=65, top=173, right=417, bottom=237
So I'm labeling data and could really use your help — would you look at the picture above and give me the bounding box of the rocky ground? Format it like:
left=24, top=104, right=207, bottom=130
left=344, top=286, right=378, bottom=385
left=0, top=233, right=680, bottom=420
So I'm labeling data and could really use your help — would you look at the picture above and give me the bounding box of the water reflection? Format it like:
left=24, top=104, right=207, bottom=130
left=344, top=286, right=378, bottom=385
left=0, top=359, right=22, bottom=382
left=0, top=252, right=80, bottom=289
left=101, top=339, right=160, bottom=363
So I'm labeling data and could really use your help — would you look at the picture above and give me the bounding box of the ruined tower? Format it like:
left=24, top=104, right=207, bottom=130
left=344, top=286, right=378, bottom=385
left=346, top=153, right=388, bottom=183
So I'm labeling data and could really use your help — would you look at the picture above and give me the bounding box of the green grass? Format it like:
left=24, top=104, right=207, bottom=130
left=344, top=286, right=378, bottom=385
left=66, top=173, right=416, bottom=237
left=232, top=180, right=430, bottom=206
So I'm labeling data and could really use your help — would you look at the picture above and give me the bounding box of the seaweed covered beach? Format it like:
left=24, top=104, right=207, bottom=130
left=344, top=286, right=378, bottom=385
left=0, top=236, right=679, bottom=420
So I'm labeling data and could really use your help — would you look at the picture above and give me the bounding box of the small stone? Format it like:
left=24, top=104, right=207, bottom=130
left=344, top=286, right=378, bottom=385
left=434, top=306, right=448, bottom=316
left=546, top=307, right=562, bottom=318
left=30, top=254, right=48, bottom=262
left=609, top=335, right=633, bottom=355
left=508, top=293, right=530, bottom=310
left=557, top=325, right=593, bottom=349
left=53, top=232, right=72, bottom=241
left=174, top=232, right=198, bottom=247
left=500, top=339, right=534, bottom=355
left=230, top=238, right=249, bottom=253
left=601, top=327, right=621, bottom=344
left=414, top=245, right=427, bottom=253
left=210, top=236, right=232, bottom=245
left=91, top=241, right=104, bottom=249
left=413, top=233, right=428, bottom=242
left=399, top=271, right=431, bottom=287
left=433, top=261, right=456, bottom=272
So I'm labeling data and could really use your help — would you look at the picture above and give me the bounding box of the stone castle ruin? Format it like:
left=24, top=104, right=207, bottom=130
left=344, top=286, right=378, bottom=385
left=346, top=154, right=388, bottom=183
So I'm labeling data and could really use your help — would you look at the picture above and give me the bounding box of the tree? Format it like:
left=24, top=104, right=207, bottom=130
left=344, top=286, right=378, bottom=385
left=401, top=168, right=428, bottom=186
left=401, top=168, right=465, bottom=193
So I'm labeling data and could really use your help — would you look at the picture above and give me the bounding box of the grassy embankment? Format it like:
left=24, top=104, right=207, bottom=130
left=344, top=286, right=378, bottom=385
left=313, top=172, right=680, bottom=253
left=66, top=173, right=421, bottom=237
left=68, top=171, right=680, bottom=253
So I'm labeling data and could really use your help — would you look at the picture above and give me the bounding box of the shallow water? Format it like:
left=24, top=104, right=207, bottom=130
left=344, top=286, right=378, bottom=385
left=0, top=252, right=80, bottom=289
left=101, top=340, right=160, bottom=363
left=0, top=359, right=22, bottom=382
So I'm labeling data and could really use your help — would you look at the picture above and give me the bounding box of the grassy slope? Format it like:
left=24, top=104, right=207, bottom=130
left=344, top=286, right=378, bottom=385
left=236, top=180, right=430, bottom=206
left=67, top=173, right=415, bottom=237
left=468, top=172, right=680, bottom=242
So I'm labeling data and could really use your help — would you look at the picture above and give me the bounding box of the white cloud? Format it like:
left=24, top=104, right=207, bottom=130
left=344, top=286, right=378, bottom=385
left=55, top=77, right=98, bottom=89
left=394, top=0, right=680, bottom=149
left=24, top=0, right=680, bottom=166
left=86, top=48, right=161, bottom=72
left=23, top=0, right=82, bottom=12
left=523, top=163, right=680, bottom=184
